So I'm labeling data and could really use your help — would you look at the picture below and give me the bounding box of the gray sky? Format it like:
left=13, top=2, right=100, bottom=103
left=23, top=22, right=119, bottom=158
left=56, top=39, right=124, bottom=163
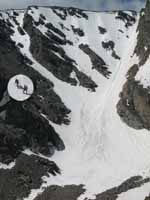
left=0, top=0, right=146, bottom=11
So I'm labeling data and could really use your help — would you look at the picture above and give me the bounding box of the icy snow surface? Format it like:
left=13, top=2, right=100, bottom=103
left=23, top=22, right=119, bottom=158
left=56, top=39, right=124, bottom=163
left=3, top=7, right=150, bottom=200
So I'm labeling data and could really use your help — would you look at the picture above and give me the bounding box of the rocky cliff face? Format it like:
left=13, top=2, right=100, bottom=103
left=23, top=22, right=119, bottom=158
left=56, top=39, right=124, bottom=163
left=0, top=15, right=69, bottom=163
left=117, top=0, right=150, bottom=130
left=0, top=154, right=60, bottom=200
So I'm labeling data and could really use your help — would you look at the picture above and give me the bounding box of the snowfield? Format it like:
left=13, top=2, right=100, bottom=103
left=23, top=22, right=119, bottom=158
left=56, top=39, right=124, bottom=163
left=1, top=6, right=150, bottom=200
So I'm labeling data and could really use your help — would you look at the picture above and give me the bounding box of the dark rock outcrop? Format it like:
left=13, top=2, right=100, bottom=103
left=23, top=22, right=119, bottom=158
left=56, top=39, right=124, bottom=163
left=96, top=176, right=150, bottom=200
left=118, top=29, right=124, bottom=33
left=51, top=7, right=67, bottom=20
left=117, top=64, right=147, bottom=129
left=45, top=22, right=66, bottom=38
left=34, top=17, right=45, bottom=26
left=0, top=154, right=60, bottom=200
left=117, top=2, right=150, bottom=130
left=71, top=25, right=85, bottom=37
left=102, top=40, right=120, bottom=60
left=145, top=195, right=150, bottom=200
left=34, top=185, right=85, bottom=200
left=5, top=99, right=65, bottom=155
left=67, top=7, right=88, bottom=19
left=115, top=11, right=136, bottom=28
left=134, top=0, right=150, bottom=65
left=79, top=44, right=111, bottom=78
left=0, top=122, right=27, bottom=164
left=98, top=26, right=107, bottom=34
left=51, top=6, right=88, bottom=20
left=102, top=41, right=115, bottom=50
left=0, top=91, right=66, bottom=163
left=112, top=51, right=120, bottom=60
left=59, top=22, right=70, bottom=31
left=17, top=26, right=25, bottom=35
left=33, top=175, right=150, bottom=200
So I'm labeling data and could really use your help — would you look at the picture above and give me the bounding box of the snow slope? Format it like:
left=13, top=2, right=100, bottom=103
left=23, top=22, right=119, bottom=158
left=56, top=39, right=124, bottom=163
left=47, top=21, right=150, bottom=199
left=1, top=7, right=150, bottom=200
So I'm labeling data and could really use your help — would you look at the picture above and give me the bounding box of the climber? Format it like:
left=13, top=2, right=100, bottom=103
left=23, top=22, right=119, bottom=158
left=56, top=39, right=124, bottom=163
left=23, top=85, right=28, bottom=94
left=15, top=78, right=23, bottom=89
left=15, top=78, right=19, bottom=87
